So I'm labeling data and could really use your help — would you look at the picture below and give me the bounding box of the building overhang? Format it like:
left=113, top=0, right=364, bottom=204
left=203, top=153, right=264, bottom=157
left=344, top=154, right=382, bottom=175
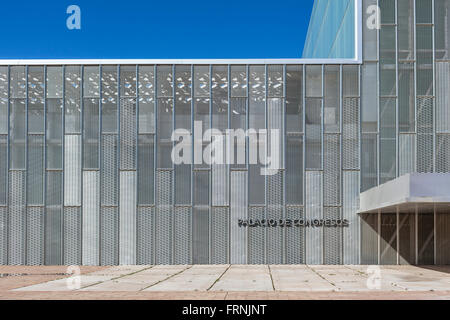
left=359, top=173, right=450, bottom=214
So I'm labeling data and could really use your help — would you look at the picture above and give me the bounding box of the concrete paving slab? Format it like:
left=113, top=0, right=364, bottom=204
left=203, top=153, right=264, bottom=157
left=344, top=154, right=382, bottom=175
left=87, top=265, right=151, bottom=276
left=269, top=265, right=336, bottom=291
left=209, top=265, right=273, bottom=292
left=13, top=275, right=114, bottom=291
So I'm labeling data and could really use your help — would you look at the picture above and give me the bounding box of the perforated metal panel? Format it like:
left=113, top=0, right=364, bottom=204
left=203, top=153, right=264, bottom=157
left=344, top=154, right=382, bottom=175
left=436, top=62, right=450, bottom=133
left=436, top=134, right=450, bottom=173
left=0, top=136, right=7, bottom=205
left=119, top=171, right=136, bottom=265
left=101, top=134, right=118, bottom=206
left=324, top=134, right=340, bottom=206
left=27, top=135, right=44, bottom=205
left=8, top=171, right=25, bottom=265
left=248, top=206, right=265, bottom=264
left=193, top=207, right=209, bottom=264
left=285, top=206, right=305, bottom=264
left=138, top=134, right=154, bottom=205
left=361, top=133, right=378, bottom=192
left=100, top=207, right=118, bottom=266
left=26, top=207, right=44, bottom=265
left=343, top=98, right=360, bottom=170
left=211, top=207, right=228, bottom=264
left=64, top=135, right=81, bottom=206
left=82, top=171, right=100, bottom=265
left=323, top=207, right=342, bottom=265
left=120, top=98, right=137, bottom=170
left=305, top=171, right=323, bottom=265
left=0, top=207, right=6, bottom=264
left=399, top=134, right=417, bottom=176
left=212, top=164, right=228, bottom=206
left=45, top=170, right=62, bottom=265
left=266, top=171, right=283, bottom=264
left=268, top=98, right=284, bottom=169
left=63, top=207, right=81, bottom=265
left=174, top=206, right=191, bottom=264
left=137, top=206, right=154, bottom=265
left=155, top=170, right=172, bottom=264
left=343, top=171, right=360, bottom=264
left=230, top=171, right=247, bottom=264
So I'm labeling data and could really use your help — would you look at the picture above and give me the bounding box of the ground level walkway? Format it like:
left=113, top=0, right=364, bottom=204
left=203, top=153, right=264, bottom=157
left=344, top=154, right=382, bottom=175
left=2, top=265, right=450, bottom=299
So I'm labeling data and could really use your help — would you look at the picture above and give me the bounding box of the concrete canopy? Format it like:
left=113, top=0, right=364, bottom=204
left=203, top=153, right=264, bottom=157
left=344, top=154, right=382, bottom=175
left=359, top=173, right=450, bottom=214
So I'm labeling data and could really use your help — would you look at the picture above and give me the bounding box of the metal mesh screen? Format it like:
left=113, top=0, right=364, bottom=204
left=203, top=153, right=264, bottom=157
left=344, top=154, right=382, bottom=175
left=8, top=171, right=25, bottom=265
left=100, top=207, right=118, bottom=266
left=174, top=206, right=191, bottom=264
left=27, top=135, right=44, bottom=205
left=63, top=207, right=81, bottom=265
left=323, top=207, right=342, bottom=265
left=101, top=134, right=118, bottom=206
left=26, top=207, right=44, bottom=265
left=137, top=206, right=154, bottom=265
left=119, top=98, right=137, bottom=170
left=211, top=207, right=228, bottom=264
left=324, top=134, right=341, bottom=206
left=155, top=171, right=172, bottom=264
left=0, top=207, right=7, bottom=264
left=436, top=134, right=450, bottom=173
left=248, top=206, right=265, bottom=264
left=285, top=206, right=305, bottom=264
left=343, top=98, right=360, bottom=170
left=193, top=207, right=209, bottom=264
left=266, top=171, right=283, bottom=264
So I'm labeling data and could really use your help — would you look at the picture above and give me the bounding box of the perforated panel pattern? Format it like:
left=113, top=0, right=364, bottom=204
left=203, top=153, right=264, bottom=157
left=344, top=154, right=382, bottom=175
left=26, top=207, right=44, bottom=265
left=101, top=134, right=118, bottom=206
left=285, top=206, right=305, bottom=264
left=436, top=134, right=450, bottom=173
left=174, top=206, right=191, bottom=264
left=343, top=98, right=360, bottom=170
left=324, top=134, right=341, bottom=206
left=63, top=207, right=81, bottom=265
left=323, top=207, right=342, bottom=265
left=267, top=171, right=283, bottom=264
left=248, top=206, right=265, bottom=264
left=155, top=170, right=172, bottom=264
left=100, top=207, right=118, bottom=266
left=120, top=98, right=137, bottom=170
left=137, top=206, right=154, bottom=265
left=211, top=207, right=228, bottom=264
left=8, top=171, right=25, bottom=265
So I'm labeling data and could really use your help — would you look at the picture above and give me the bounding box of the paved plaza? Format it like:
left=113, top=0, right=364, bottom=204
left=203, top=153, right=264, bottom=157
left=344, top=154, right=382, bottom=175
left=1, top=265, right=450, bottom=299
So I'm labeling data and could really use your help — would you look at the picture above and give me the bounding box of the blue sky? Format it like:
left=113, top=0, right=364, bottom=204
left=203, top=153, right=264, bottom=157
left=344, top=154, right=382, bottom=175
left=0, top=0, right=314, bottom=59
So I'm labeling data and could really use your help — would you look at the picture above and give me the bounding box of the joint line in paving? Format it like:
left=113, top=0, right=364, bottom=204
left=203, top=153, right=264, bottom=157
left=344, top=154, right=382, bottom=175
left=139, top=265, right=193, bottom=291
left=206, top=265, right=231, bottom=291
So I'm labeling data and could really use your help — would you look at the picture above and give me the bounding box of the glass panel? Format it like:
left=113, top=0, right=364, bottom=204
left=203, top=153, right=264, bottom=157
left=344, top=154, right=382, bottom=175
left=435, top=0, right=450, bottom=60
left=175, top=65, right=192, bottom=131
left=324, top=66, right=340, bottom=133
left=101, top=66, right=118, bottom=133
left=83, top=66, right=100, bottom=98
left=120, top=65, right=136, bottom=97
left=380, top=25, right=396, bottom=96
left=380, top=97, right=396, bottom=184
left=286, top=65, right=303, bottom=133
left=64, top=66, right=82, bottom=133
left=286, top=134, right=303, bottom=205
left=46, top=66, right=63, bottom=98
left=398, top=0, right=414, bottom=60
left=416, top=0, right=432, bottom=23
left=305, top=98, right=322, bottom=169
left=194, top=66, right=210, bottom=97
left=46, top=99, right=63, bottom=169
left=380, top=213, right=397, bottom=264
left=157, top=65, right=173, bottom=98
left=342, top=65, right=358, bottom=97
left=231, top=65, right=247, bottom=97
left=10, top=99, right=26, bottom=169
left=416, top=25, right=433, bottom=95
left=379, top=0, right=395, bottom=24
left=212, top=66, right=228, bottom=131
left=418, top=213, right=434, bottom=265
left=268, top=65, right=283, bottom=97
left=83, top=98, right=99, bottom=169
left=138, top=66, right=155, bottom=134
left=306, top=65, right=322, bottom=97
left=157, top=98, right=173, bottom=169
left=361, top=63, right=378, bottom=132
left=398, top=63, right=415, bottom=132
left=10, top=66, right=26, bottom=98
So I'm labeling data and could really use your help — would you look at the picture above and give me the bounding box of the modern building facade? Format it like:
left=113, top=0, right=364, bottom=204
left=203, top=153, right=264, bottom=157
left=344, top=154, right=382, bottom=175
left=0, top=0, right=449, bottom=266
